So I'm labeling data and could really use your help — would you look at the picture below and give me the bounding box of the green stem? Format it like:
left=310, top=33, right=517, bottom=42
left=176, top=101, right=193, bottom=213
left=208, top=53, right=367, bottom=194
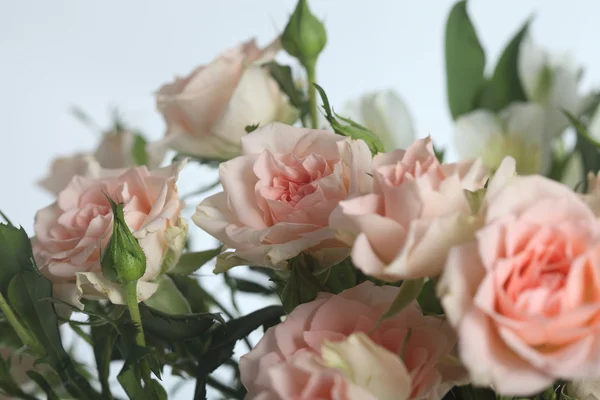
left=305, top=60, right=318, bottom=129
left=206, top=376, right=243, bottom=399
left=205, top=287, right=253, bottom=351
left=125, top=281, right=145, bottom=347
left=0, top=292, right=41, bottom=353
left=124, top=281, right=152, bottom=385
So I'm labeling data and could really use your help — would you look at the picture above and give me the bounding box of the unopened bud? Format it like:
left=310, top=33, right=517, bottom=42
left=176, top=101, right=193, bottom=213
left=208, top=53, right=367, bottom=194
left=101, top=196, right=146, bottom=284
left=281, top=0, right=327, bottom=66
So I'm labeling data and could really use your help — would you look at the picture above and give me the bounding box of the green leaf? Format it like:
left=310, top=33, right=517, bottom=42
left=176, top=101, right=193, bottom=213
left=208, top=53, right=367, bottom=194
left=140, top=303, right=223, bottom=341
left=117, top=365, right=144, bottom=400
left=206, top=305, right=284, bottom=351
left=144, top=379, right=168, bottom=400
left=0, top=210, right=13, bottom=227
left=131, top=134, right=149, bottom=166
left=169, top=275, right=211, bottom=313
left=116, top=323, right=155, bottom=400
left=170, top=247, right=223, bottom=275
left=226, top=277, right=275, bottom=296
left=450, top=385, right=497, bottom=400
left=244, top=124, right=260, bottom=134
left=195, top=305, right=284, bottom=386
left=27, top=371, right=60, bottom=400
left=566, top=111, right=600, bottom=191
left=378, top=278, right=425, bottom=323
left=314, top=83, right=384, bottom=154
left=417, top=279, right=444, bottom=315
left=280, top=255, right=326, bottom=313
left=91, top=324, right=118, bottom=399
left=144, top=275, right=191, bottom=315
left=0, top=224, right=100, bottom=400
left=0, top=321, right=23, bottom=349
left=69, top=106, right=99, bottom=131
left=0, top=225, right=33, bottom=294
left=434, top=145, right=446, bottom=163
left=479, top=19, right=530, bottom=111
left=318, top=258, right=357, bottom=294
left=445, top=0, right=486, bottom=119
left=263, top=61, right=305, bottom=114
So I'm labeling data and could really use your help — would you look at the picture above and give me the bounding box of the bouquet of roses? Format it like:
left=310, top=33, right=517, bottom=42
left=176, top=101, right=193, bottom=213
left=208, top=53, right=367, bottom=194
left=2, top=1, right=600, bottom=399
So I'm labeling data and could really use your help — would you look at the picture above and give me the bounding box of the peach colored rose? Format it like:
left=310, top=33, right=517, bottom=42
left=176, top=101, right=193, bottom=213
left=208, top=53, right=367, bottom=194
left=240, top=282, right=465, bottom=400
left=155, top=38, right=298, bottom=160
left=329, top=137, right=488, bottom=281
left=192, top=123, right=372, bottom=271
left=33, top=160, right=187, bottom=308
left=438, top=173, right=600, bottom=396
left=39, top=129, right=166, bottom=196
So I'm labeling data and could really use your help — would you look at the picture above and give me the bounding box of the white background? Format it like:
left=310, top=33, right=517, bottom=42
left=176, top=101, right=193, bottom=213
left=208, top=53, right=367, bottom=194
left=1, top=1, right=599, bottom=398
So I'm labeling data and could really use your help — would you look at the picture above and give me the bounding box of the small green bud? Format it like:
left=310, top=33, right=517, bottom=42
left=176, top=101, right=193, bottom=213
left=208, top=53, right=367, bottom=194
left=101, top=196, right=146, bottom=284
left=281, top=0, right=327, bottom=66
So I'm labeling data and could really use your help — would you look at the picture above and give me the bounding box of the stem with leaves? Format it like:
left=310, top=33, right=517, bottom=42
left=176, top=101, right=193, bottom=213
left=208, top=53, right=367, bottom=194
left=124, top=281, right=152, bottom=385
left=0, top=292, right=41, bottom=354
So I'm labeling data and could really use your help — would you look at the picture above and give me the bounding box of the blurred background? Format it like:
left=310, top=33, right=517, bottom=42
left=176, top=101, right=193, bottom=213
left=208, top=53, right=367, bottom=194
left=1, top=0, right=599, bottom=398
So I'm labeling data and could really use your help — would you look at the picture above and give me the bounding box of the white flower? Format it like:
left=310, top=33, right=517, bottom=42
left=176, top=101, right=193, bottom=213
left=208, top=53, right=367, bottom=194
left=454, top=103, right=549, bottom=174
left=567, top=381, right=600, bottom=400
left=518, top=34, right=594, bottom=138
left=342, top=89, right=415, bottom=151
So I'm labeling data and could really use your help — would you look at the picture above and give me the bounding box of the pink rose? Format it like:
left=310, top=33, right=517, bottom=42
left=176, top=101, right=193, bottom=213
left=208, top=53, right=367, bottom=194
left=330, top=137, right=487, bottom=281
left=192, top=123, right=372, bottom=270
left=240, top=282, right=465, bottom=400
left=438, top=172, right=600, bottom=395
left=155, top=38, right=297, bottom=160
left=39, top=129, right=166, bottom=196
left=33, top=160, right=187, bottom=308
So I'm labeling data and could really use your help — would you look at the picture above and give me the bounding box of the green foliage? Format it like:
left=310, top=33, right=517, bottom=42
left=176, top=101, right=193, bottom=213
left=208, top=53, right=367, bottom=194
left=279, top=255, right=364, bottom=313
left=378, top=278, right=425, bottom=323
left=169, top=247, right=223, bottom=275
left=191, top=305, right=284, bottom=397
left=131, top=133, right=149, bottom=166
left=140, top=303, right=223, bottom=341
left=434, top=145, right=446, bottom=163
left=0, top=225, right=34, bottom=295
left=0, top=210, right=13, bottom=227
left=244, top=124, right=260, bottom=133
left=169, top=275, right=211, bottom=313
left=566, top=111, right=600, bottom=191
left=314, top=83, right=384, bottom=154
left=101, top=196, right=147, bottom=284
left=445, top=0, right=485, bottom=119
left=144, top=276, right=192, bottom=315
left=417, top=279, right=444, bottom=315
left=264, top=61, right=307, bottom=118
left=115, top=321, right=165, bottom=399
left=224, top=276, right=275, bottom=296
left=478, top=20, right=530, bottom=111
left=446, top=1, right=533, bottom=119
left=280, top=254, right=327, bottom=313
left=317, top=258, right=357, bottom=294
left=27, top=371, right=60, bottom=400
left=91, top=324, right=118, bottom=399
